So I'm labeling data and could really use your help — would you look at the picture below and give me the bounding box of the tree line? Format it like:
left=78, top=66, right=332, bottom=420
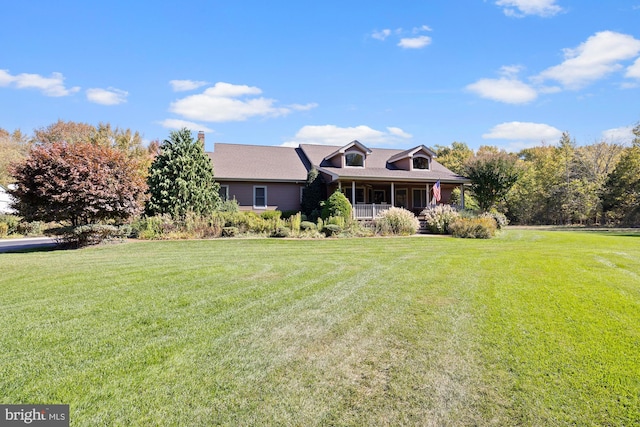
left=435, top=123, right=640, bottom=226
left=2, top=120, right=639, bottom=231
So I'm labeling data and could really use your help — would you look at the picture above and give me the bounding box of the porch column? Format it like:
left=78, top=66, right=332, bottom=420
left=460, top=184, right=465, bottom=209
left=338, top=181, right=342, bottom=191
left=351, top=181, right=356, bottom=204
left=426, top=183, right=430, bottom=206
left=391, top=182, right=395, bottom=206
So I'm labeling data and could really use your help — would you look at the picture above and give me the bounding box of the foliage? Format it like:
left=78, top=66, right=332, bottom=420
left=260, top=210, right=281, bottom=220
left=10, top=141, right=147, bottom=226
left=482, top=209, right=509, bottom=229
left=602, top=138, right=640, bottom=225
left=322, top=223, right=342, bottom=237
left=420, top=204, right=460, bottom=234
left=434, top=141, right=473, bottom=175
left=465, top=150, right=520, bottom=212
left=448, top=216, right=497, bottom=238
left=289, top=212, right=302, bottom=234
left=375, top=207, right=420, bottom=236
left=219, top=198, right=240, bottom=212
left=301, top=168, right=324, bottom=218
left=0, top=214, right=20, bottom=235
left=146, top=128, right=221, bottom=219
left=0, top=128, right=30, bottom=187
left=46, top=224, right=127, bottom=247
left=321, top=190, right=352, bottom=221
left=0, top=222, right=7, bottom=237
left=271, top=226, right=291, bottom=238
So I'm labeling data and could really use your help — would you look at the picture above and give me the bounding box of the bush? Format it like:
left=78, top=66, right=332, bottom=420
left=219, top=198, right=240, bottom=212
left=289, top=212, right=302, bottom=234
left=222, top=226, right=238, bottom=237
left=0, top=222, right=8, bottom=237
left=322, top=224, right=342, bottom=237
left=260, top=210, right=281, bottom=220
left=300, top=221, right=317, bottom=231
left=421, top=205, right=460, bottom=234
left=271, top=226, right=290, bottom=238
left=132, top=215, right=178, bottom=239
left=46, top=224, right=127, bottom=247
left=449, top=217, right=497, bottom=239
left=321, top=190, right=352, bottom=221
left=482, top=210, right=509, bottom=229
left=375, top=207, right=420, bottom=236
left=0, top=214, right=20, bottom=235
left=17, top=221, right=43, bottom=236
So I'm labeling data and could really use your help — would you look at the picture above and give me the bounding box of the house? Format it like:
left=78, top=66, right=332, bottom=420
left=208, top=139, right=470, bottom=219
left=0, top=185, right=16, bottom=214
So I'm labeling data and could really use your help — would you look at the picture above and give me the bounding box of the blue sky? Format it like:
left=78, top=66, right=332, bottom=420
left=1, top=0, right=639, bottom=152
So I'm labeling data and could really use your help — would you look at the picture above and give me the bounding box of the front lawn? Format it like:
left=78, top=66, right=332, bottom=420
left=1, top=229, right=638, bottom=425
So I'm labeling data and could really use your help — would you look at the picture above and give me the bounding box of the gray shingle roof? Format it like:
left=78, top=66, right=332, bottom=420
left=209, top=143, right=309, bottom=181
left=208, top=142, right=469, bottom=184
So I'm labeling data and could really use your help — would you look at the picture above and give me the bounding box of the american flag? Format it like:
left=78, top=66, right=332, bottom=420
left=432, top=180, right=441, bottom=203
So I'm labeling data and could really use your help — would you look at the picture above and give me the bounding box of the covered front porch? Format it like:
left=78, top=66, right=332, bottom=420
left=331, top=180, right=466, bottom=220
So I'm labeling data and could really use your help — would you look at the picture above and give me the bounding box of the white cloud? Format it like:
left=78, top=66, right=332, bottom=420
left=466, top=77, right=538, bottom=104
left=288, top=103, right=319, bottom=111
left=157, top=118, right=213, bottom=133
left=496, top=0, right=563, bottom=17
left=413, top=25, right=433, bottom=33
left=536, top=31, right=640, bottom=89
left=86, top=87, right=128, bottom=105
left=0, top=69, right=80, bottom=97
left=398, top=35, right=432, bottom=49
left=483, top=122, right=563, bottom=143
left=371, top=29, right=391, bottom=41
left=626, top=57, right=640, bottom=79
left=601, top=126, right=636, bottom=144
left=169, top=82, right=315, bottom=122
left=282, top=125, right=412, bottom=147
left=170, top=79, right=209, bottom=92
left=387, top=127, right=413, bottom=138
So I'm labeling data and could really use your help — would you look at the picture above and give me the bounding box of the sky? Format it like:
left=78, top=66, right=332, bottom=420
left=1, top=0, right=639, bottom=152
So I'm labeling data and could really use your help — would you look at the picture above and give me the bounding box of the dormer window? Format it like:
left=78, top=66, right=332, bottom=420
left=412, top=156, right=430, bottom=170
left=345, top=152, right=364, bottom=167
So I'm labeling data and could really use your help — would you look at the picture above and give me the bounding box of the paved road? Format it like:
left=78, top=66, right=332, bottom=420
left=0, top=237, right=58, bottom=253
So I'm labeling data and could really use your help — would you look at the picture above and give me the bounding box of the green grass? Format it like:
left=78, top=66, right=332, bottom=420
left=1, top=229, right=639, bottom=426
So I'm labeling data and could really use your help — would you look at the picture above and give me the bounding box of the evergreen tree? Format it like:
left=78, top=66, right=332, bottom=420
left=146, top=128, right=220, bottom=219
left=301, top=167, right=324, bottom=218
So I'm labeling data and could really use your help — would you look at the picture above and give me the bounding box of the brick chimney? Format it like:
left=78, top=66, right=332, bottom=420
left=197, top=131, right=205, bottom=148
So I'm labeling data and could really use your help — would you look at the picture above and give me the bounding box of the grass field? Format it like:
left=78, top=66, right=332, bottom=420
left=1, top=229, right=639, bottom=426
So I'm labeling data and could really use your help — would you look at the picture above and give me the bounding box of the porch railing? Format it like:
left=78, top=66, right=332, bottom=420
left=353, top=203, right=393, bottom=219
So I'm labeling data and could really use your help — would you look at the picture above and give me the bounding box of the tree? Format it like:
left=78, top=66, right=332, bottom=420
left=321, top=190, right=352, bottom=221
left=301, top=167, right=324, bottom=218
left=0, top=128, right=30, bottom=187
left=434, top=141, right=473, bottom=175
left=10, top=141, right=147, bottom=226
left=464, top=151, right=520, bottom=212
left=146, top=128, right=220, bottom=218
left=602, top=124, right=640, bottom=225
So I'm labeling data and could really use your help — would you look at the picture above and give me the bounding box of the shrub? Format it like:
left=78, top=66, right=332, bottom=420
left=326, top=215, right=345, bottom=228
left=271, top=226, right=290, bottom=238
left=421, top=205, right=460, bottom=234
left=17, top=221, right=43, bottom=236
left=132, top=215, right=178, bottom=239
left=300, top=221, right=316, bottom=231
left=0, top=214, right=20, bottom=235
left=375, top=207, right=420, bottom=236
left=0, top=222, right=8, bottom=237
left=322, top=224, right=342, bottom=237
left=219, top=198, right=240, bottom=212
left=222, top=226, right=238, bottom=237
left=482, top=210, right=509, bottom=229
left=321, top=190, right=352, bottom=221
left=449, top=217, right=497, bottom=239
left=46, top=224, right=127, bottom=247
left=289, top=212, right=302, bottom=234
left=260, top=210, right=281, bottom=220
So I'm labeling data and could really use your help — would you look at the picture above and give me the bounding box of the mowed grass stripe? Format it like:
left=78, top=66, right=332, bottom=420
left=0, top=230, right=639, bottom=426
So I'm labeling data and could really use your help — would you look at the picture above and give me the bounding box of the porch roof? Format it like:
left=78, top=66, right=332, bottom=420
left=299, top=144, right=470, bottom=184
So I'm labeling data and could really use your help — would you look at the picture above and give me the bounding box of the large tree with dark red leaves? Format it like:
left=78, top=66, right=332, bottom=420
left=10, top=141, right=147, bottom=226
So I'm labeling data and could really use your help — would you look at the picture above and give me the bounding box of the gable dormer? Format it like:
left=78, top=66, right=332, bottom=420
left=323, top=140, right=372, bottom=168
left=387, top=145, right=436, bottom=171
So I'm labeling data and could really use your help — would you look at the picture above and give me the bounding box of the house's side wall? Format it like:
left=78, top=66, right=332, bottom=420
left=223, top=181, right=304, bottom=212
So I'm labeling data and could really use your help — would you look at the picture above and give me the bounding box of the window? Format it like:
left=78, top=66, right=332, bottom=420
left=253, top=186, right=267, bottom=208
left=218, top=185, right=229, bottom=201
left=395, top=188, right=408, bottom=208
left=413, top=189, right=427, bottom=208
left=413, top=156, right=430, bottom=170
left=373, top=190, right=386, bottom=204
left=345, top=152, right=364, bottom=167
